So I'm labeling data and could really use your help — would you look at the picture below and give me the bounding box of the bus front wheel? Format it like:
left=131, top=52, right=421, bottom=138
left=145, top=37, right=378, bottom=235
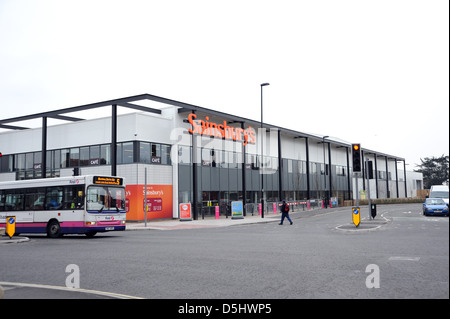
left=47, top=220, right=62, bottom=238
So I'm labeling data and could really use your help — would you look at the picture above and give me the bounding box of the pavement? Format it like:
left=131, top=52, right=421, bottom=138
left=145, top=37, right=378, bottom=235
left=126, top=211, right=282, bottom=230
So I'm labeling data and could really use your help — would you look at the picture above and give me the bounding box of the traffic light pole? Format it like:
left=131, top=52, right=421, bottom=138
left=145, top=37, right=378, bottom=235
left=366, top=158, right=372, bottom=220
left=352, top=144, right=362, bottom=207
left=354, top=172, right=359, bottom=206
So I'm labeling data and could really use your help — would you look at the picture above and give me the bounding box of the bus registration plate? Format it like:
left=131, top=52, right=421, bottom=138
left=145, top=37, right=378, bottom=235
left=105, top=227, right=114, bottom=230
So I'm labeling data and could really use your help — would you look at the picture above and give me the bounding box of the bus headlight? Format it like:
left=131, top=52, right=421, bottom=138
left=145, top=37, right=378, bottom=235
left=86, top=221, right=97, bottom=226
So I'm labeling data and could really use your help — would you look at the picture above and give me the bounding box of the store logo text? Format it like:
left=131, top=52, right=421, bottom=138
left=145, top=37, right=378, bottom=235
left=188, top=113, right=256, bottom=146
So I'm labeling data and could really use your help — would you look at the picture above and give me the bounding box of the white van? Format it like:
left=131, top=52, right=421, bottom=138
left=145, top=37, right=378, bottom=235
left=429, top=185, right=449, bottom=205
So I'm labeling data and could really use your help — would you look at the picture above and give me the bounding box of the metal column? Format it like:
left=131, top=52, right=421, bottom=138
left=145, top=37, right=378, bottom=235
left=41, top=117, right=47, bottom=178
left=278, top=129, right=283, bottom=201
left=403, top=160, right=408, bottom=197
left=395, top=160, right=399, bottom=198
left=346, top=146, right=351, bottom=200
left=192, top=111, right=198, bottom=220
left=327, top=142, right=332, bottom=201
left=385, top=156, right=390, bottom=198
left=305, top=137, right=310, bottom=200
left=241, top=122, right=247, bottom=216
left=111, top=104, right=117, bottom=177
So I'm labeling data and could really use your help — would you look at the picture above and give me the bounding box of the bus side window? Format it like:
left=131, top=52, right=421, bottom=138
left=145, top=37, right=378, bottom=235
left=0, top=190, right=5, bottom=211
left=6, top=190, right=24, bottom=211
left=45, top=187, right=63, bottom=210
left=64, top=186, right=85, bottom=210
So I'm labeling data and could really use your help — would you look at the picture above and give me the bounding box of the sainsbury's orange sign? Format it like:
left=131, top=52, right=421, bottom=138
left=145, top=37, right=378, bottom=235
left=188, top=113, right=256, bottom=146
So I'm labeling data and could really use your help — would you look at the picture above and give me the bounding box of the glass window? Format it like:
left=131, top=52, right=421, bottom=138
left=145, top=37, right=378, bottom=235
left=46, top=150, right=52, bottom=170
left=24, top=188, right=35, bottom=210
left=109, top=187, right=125, bottom=210
left=152, top=143, right=161, bottom=157
left=45, top=187, right=64, bottom=210
left=15, top=154, right=25, bottom=171
left=229, top=152, right=238, bottom=169
left=0, top=155, right=13, bottom=173
left=64, top=186, right=85, bottom=209
left=61, top=149, right=70, bottom=168
left=25, top=153, right=34, bottom=170
left=202, top=148, right=212, bottom=166
left=161, top=145, right=171, bottom=165
left=53, top=150, right=61, bottom=169
left=80, top=147, right=89, bottom=166
left=24, top=188, right=45, bottom=210
left=34, top=152, right=42, bottom=169
left=178, top=146, right=191, bottom=165
left=140, top=142, right=151, bottom=164
left=218, top=150, right=227, bottom=168
left=69, top=148, right=79, bottom=167
left=101, top=144, right=110, bottom=165
left=90, top=145, right=100, bottom=165
left=122, top=142, right=134, bottom=164
left=87, top=186, right=125, bottom=211
left=5, top=190, right=24, bottom=211
left=116, top=143, right=123, bottom=164
left=0, top=190, right=5, bottom=211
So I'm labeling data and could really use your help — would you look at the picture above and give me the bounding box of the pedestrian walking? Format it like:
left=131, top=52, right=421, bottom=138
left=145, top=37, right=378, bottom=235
left=279, top=200, right=293, bottom=225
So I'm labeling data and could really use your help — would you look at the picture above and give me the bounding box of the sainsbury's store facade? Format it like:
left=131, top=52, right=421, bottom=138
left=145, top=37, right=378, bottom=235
left=0, top=94, right=418, bottom=221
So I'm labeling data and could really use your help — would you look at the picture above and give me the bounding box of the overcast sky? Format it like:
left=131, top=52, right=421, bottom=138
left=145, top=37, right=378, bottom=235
left=0, top=0, right=448, bottom=169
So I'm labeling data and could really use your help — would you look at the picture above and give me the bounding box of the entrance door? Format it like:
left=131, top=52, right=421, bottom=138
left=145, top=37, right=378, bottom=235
left=201, top=191, right=219, bottom=218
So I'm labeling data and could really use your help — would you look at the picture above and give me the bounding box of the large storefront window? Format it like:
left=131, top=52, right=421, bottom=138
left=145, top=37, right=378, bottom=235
left=138, top=142, right=171, bottom=165
left=5, top=140, right=171, bottom=180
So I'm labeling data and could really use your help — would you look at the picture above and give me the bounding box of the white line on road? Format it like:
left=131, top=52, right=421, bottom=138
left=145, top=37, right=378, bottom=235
left=0, top=281, right=143, bottom=299
left=388, top=256, right=421, bottom=261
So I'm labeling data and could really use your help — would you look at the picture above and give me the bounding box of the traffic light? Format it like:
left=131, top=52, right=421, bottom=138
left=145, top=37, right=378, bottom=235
left=352, top=144, right=362, bottom=172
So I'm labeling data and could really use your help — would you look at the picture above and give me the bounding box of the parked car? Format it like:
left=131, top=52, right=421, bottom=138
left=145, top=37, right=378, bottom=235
left=423, top=198, right=449, bottom=216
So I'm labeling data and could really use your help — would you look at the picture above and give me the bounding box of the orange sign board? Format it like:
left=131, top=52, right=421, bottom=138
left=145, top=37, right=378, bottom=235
left=125, top=185, right=173, bottom=221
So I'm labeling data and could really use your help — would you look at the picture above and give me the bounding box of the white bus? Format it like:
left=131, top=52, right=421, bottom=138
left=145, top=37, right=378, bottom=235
left=0, top=175, right=126, bottom=237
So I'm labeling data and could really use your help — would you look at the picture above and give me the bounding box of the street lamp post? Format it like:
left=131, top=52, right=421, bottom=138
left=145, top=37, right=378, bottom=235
left=322, top=135, right=329, bottom=208
left=260, top=83, right=269, bottom=218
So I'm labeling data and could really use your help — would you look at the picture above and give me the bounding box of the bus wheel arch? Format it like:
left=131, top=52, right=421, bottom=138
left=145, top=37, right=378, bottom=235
left=47, top=219, right=62, bottom=238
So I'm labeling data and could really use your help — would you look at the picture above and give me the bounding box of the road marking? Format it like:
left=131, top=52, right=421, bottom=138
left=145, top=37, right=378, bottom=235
left=0, top=281, right=143, bottom=299
left=388, top=256, right=420, bottom=261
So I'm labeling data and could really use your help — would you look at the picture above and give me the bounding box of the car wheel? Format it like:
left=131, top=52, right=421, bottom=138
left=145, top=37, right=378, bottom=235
left=47, top=220, right=62, bottom=238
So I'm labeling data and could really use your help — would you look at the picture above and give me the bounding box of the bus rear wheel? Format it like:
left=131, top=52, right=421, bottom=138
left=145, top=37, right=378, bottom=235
left=47, top=220, right=62, bottom=238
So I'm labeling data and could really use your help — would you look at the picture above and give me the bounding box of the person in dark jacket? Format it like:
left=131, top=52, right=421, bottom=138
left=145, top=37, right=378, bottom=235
left=279, top=200, right=293, bottom=225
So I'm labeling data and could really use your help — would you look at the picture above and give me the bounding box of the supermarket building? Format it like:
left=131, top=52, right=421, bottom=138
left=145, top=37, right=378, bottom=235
left=0, top=94, right=423, bottom=221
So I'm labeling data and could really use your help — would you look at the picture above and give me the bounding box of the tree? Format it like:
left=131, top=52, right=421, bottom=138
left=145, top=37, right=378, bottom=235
left=414, top=155, right=449, bottom=189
